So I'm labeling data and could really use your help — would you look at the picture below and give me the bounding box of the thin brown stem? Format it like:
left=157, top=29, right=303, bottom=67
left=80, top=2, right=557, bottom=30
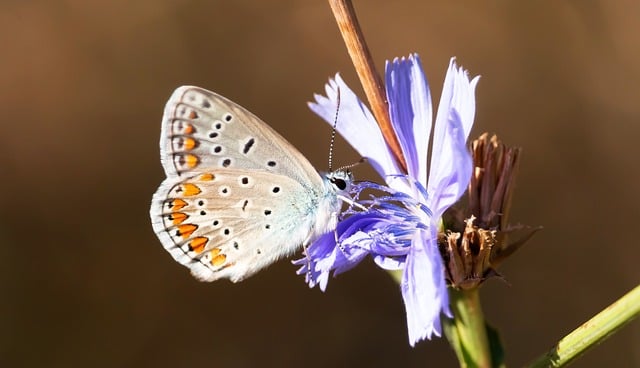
left=328, top=0, right=407, bottom=172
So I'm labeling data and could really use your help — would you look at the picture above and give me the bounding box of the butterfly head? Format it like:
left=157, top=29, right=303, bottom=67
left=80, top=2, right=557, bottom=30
left=325, top=169, right=354, bottom=195
left=310, top=169, right=354, bottom=237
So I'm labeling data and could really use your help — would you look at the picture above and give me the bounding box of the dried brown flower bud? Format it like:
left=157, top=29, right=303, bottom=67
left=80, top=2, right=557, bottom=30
left=441, top=133, right=541, bottom=289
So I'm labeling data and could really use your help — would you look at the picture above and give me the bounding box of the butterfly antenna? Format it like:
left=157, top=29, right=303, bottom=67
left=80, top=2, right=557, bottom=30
left=328, top=87, right=341, bottom=173
left=335, top=157, right=367, bottom=172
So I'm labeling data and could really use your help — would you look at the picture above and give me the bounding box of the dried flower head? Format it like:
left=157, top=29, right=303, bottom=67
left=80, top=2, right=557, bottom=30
left=442, top=133, right=541, bottom=289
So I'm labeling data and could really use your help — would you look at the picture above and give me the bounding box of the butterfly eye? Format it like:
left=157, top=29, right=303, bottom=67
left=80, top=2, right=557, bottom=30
left=331, top=178, right=347, bottom=191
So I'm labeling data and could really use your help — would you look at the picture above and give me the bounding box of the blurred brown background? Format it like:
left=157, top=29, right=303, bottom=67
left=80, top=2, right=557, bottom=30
left=1, top=1, right=639, bottom=367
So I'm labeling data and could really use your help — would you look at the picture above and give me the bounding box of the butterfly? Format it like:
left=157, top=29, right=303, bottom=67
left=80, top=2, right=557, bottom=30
left=150, top=86, right=353, bottom=282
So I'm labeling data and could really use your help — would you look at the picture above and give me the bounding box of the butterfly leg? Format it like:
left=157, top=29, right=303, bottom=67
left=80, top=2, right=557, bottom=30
left=334, top=195, right=365, bottom=256
left=301, top=242, right=315, bottom=283
left=328, top=210, right=348, bottom=255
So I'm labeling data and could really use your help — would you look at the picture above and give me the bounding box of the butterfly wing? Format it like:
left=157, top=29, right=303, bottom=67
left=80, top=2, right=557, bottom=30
left=151, top=86, right=333, bottom=282
left=158, top=86, right=321, bottom=185
left=152, top=170, right=324, bottom=282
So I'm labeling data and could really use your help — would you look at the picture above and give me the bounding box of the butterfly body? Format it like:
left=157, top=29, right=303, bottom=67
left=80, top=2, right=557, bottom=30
left=150, top=86, right=351, bottom=282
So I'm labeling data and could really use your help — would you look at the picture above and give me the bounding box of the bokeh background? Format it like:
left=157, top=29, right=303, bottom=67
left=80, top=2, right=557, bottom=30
left=1, top=1, right=639, bottom=367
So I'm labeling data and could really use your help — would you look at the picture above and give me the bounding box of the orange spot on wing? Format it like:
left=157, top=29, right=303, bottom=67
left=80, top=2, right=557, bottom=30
left=184, top=154, right=199, bottom=168
left=170, top=199, right=187, bottom=210
left=210, top=248, right=221, bottom=257
left=182, top=183, right=201, bottom=196
left=212, top=254, right=227, bottom=266
left=199, top=173, right=215, bottom=181
left=188, top=110, right=199, bottom=119
left=170, top=212, right=188, bottom=225
left=189, top=237, right=208, bottom=253
left=183, top=137, right=197, bottom=150
left=183, top=124, right=194, bottom=134
left=177, top=224, right=198, bottom=238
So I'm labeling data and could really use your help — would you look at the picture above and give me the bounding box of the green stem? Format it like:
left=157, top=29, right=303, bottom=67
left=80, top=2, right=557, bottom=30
left=444, top=288, right=492, bottom=368
left=526, top=284, right=640, bottom=367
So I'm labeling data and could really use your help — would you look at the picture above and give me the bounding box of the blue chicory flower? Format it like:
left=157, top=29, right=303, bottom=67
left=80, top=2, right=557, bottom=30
left=297, top=54, right=479, bottom=345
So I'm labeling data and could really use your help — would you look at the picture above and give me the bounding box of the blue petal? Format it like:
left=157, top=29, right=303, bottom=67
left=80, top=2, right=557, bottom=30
left=309, top=74, right=402, bottom=179
left=428, top=109, right=473, bottom=218
left=428, top=58, right=478, bottom=217
left=293, top=232, right=336, bottom=289
left=448, top=58, right=480, bottom=140
left=297, top=213, right=387, bottom=290
left=385, top=54, right=432, bottom=188
left=401, top=229, right=449, bottom=346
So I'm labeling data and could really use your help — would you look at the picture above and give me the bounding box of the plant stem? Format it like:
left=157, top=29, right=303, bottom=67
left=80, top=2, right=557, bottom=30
left=327, top=0, right=407, bottom=172
left=444, top=288, right=492, bottom=368
left=526, top=284, right=640, bottom=368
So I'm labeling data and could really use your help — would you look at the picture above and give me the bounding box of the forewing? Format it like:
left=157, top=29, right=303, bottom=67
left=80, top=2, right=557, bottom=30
left=159, top=86, right=322, bottom=188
